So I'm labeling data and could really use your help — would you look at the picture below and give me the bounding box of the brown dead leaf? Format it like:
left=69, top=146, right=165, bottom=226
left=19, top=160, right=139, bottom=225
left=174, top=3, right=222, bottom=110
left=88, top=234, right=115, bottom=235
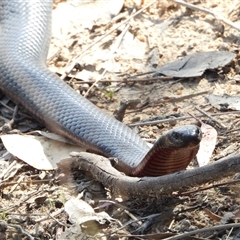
left=204, top=208, right=221, bottom=222
left=1, top=135, right=84, bottom=170
left=64, top=198, right=113, bottom=225
left=196, top=122, right=217, bottom=167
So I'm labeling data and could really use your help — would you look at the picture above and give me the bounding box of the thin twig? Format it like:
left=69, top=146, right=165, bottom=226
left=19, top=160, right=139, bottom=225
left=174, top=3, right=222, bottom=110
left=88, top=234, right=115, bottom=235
left=97, top=200, right=129, bottom=211
left=124, top=209, right=142, bottom=226
left=195, top=106, right=227, bottom=129
left=127, top=90, right=209, bottom=113
left=72, top=76, right=173, bottom=84
left=164, top=222, right=240, bottom=240
left=0, top=100, right=32, bottom=119
left=225, top=127, right=240, bottom=134
left=115, top=213, right=163, bottom=235
left=47, top=48, right=61, bottom=64
left=1, top=105, right=19, bottom=133
left=172, top=0, right=240, bottom=31
left=178, top=178, right=240, bottom=196
left=1, top=190, right=43, bottom=213
left=9, top=175, right=25, bottom=194
left=0, top=179, right=55, bottom=188
left=128, top=110, right=240, bottom=127
left=226, top=227, right=234, bottom=240
left=35, top=208, right=64, bottom=223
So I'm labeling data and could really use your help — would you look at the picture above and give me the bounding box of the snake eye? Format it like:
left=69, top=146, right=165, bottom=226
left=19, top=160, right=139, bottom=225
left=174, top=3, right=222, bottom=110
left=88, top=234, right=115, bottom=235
left=195, top=128, right=200, bottom=135
left=172, top=132, right=181, bottom=140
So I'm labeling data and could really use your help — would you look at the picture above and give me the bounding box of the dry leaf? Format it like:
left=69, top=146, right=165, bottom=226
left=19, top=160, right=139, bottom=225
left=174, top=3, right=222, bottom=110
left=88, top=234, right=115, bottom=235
left=0, top=160, right=24, bottom=181
left=196, top=123, right=217, bottom=167
left=58, top=224, right=84, bottom=240
left=154, top=51, right=235, bottom=78
left=1, top=135, right=84, bottom=170
left=207, top=94, right=240, bottom=111
left=34, top=131, right=73, bottom=144
left=64, top=198, right=112, bottom=225
left=204, top=208, right=221, bottom=222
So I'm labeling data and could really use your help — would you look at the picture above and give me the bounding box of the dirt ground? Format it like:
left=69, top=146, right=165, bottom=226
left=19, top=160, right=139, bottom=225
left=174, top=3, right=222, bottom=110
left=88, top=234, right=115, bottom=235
left=1, top=0, right=240, bottom=239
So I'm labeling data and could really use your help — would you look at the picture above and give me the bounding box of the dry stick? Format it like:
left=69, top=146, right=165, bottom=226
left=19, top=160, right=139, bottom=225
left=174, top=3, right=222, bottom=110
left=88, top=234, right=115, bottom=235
left=195, top=106, right=227, bottom=129
left=0, top=179, right=55, bottom=188
left=109, top=11, right=130, bottom=25
left=0, top=100, right=17, bottom=112
left=7, top=213, right=46, bottom=217
left=127, top=90, right=209, bottom=114
left=70, top=152, right=240, bottom=198
left=97, top=200, right=129, bottom=211
left=61, top=0, right=157, bottom=80
left=115, top=213, right=163, bottom=234
left=124, top=209, right=143, bottom=226
left=129, top=110, right=240, bottom=127
left=226, top=127, right=240, bottom=134
left=73, top=76, right=173, bottom=84
left=0, top=189, right=43, bottom=213
left=0, top=160, right=19, bottom=181
left=0, top=100, right=34, bottom=119
left=9, top=175, right=25, bottom=194
left=35, top=209, right=65, bottom=223
left=126, top=71, right=156, bottom=78
left=164, top=223, right=240, bottom=240
left=1, top=105, right=19, bottom=133
left=178, top=178, right=240, bottom=196
left=47, top=48, right=61, bottom=64
left=228, top=0, right=239, bottom=16
left=172, top=0, right=240, bottom=31
left=227, top=228, right=234, bottom=240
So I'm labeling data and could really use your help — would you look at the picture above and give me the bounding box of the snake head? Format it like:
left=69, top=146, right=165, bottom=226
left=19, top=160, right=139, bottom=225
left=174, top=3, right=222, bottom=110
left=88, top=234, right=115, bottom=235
left=166, top=125, right=202, bottom=148
left=131, top=125, right=203, bottom=177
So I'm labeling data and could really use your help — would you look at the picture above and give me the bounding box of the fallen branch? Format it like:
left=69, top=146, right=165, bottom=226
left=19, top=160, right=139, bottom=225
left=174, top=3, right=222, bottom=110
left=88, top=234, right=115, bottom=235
left=67, top=152, right=240, bottom=198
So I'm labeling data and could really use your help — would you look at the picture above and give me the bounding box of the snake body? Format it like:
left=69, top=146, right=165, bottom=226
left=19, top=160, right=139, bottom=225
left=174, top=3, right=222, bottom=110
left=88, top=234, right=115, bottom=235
left=0, top=0, right=202, bottom=177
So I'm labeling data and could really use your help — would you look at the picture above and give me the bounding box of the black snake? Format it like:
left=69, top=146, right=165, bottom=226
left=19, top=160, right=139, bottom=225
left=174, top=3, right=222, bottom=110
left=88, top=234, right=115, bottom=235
left=0, top=0, right=202, bottom=177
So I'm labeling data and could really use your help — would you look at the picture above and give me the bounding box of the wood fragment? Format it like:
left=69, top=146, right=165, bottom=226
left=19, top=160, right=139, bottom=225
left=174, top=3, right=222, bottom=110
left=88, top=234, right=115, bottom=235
left=69, top=152, right=240, bottom=198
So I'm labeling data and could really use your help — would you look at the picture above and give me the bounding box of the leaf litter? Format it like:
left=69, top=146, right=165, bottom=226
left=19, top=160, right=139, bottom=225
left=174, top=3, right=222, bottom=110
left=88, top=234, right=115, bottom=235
left=1, top=0, right=240, bottom=239
left=1, top=134, right=85, bottom=170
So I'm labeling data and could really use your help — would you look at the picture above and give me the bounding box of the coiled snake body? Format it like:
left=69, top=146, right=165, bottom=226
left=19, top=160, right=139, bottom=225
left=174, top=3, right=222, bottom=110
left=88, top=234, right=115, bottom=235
left=0, top=0, right=202, bottom=177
